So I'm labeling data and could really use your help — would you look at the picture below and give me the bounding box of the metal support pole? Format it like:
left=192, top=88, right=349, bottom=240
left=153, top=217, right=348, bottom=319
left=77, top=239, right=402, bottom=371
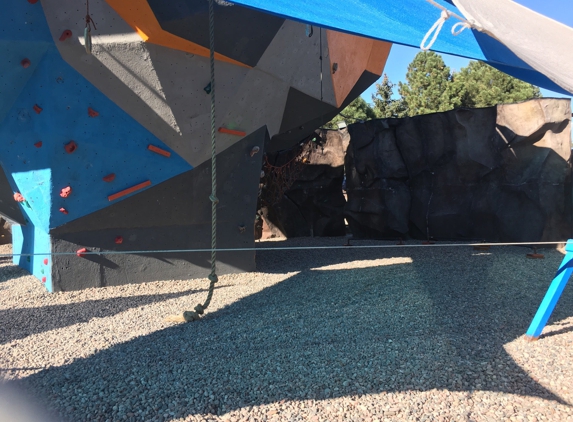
left=525, top=239, right=573, bottom=340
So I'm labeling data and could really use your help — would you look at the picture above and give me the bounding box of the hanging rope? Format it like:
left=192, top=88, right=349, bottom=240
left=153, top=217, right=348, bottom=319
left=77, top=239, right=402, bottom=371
left=84, top=0, right=97, bottom=54
left=166, top=0, right=219, bottom=323
left=421, top=0, right=473, bottom=51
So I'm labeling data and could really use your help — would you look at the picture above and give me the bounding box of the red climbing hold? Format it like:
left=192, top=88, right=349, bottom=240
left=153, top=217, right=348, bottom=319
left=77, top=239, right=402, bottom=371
left=115, top=236, right=123, bottom=244
left=88, top=107, right=99, bottom=117
left=64, top=140, right=77, bottom=153
left=34, top=141, right=42, bottom=148
left=28, top=0, right=39, bottom=3
left=13, top=193, right=25, bottom=202
left=218, top=127, right=247, bottom=137
left=41, top=277, right=47, bottom=283
left=148, top=144, right=171, bottom=157
left=60, top=186, right=72, bottom=198
left=33, top=104, right=43, bottom=114
left=21, top=58, right=31, bottom=68
left=59, top=30, right=72, bottom=42
left=43, top=258, right=48, bottom=265
left=59, top=207, right=68, bottom=214
left=103, top=173, right=116, bottom=182
left=76, top=248, right=88, bottom=258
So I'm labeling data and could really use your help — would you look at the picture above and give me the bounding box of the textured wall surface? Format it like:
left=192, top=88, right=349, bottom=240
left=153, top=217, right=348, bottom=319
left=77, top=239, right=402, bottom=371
left=1, top=0, right=390, bottom=290
left=346, top=99, right=572, bottom=242
left=260, top=130, right=349, bottom=238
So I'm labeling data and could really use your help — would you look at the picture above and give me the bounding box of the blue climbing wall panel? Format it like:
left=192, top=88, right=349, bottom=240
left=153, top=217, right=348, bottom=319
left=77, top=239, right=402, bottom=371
left=0, top=1, right=194, bottom=291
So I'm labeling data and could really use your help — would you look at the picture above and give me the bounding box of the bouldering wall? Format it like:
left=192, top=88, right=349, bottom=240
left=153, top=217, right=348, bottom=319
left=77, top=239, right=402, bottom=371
left=346, top=99, right=572, bottom=242
left=259, top=130, right=349, bottom=238
left=0, top=0, right=392, bottom=291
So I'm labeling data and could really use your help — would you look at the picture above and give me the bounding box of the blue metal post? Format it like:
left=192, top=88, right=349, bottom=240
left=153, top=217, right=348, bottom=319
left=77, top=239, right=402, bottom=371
left=525, top=239, right=573, bottom=340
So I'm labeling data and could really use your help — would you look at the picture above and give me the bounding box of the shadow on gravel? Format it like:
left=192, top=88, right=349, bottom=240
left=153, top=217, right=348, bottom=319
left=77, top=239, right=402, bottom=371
left=0, top=287, right=224, bottom=345
left=0, top=264, right=30, bottom=284
left=13, top=246, right=573, bottom=420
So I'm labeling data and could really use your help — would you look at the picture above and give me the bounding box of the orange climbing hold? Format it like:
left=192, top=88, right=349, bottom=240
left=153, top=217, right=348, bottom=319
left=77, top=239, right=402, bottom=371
left=108, top=180, right=151, bottom=201
left=59, top=207, right=68, bottom=214
left=64, top=141, right=77, bottom=153
left=21, top=58, right=31, bottom=68
left=76, top=248, right=88, bottom=258
left=218, top=127, right=247, bottom=137
left=13, top=193, right=25, bottom=202
left=88, top=107, right=99, bottom=117
left=115, top=236, right=123, bottom=244
left=33, top=104, right=42, bottom=114
left=60, top=186, right=72, bottom=198
left=103, top=173, right=116, bottom=182
left=147, top=144, right=171, bottom=157
left=59, top=30, right=72, bottom=41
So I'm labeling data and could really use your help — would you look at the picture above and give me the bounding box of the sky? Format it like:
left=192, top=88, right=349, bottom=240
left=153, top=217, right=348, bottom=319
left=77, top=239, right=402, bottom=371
left=360, top=0, right=573, bottom=104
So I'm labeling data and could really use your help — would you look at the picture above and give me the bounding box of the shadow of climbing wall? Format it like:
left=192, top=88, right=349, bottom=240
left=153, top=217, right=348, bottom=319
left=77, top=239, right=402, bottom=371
left=1, top=0, right=391, bottom=291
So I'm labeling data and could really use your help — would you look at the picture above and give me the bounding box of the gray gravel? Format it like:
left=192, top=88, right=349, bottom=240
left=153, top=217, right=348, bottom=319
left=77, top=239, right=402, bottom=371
left=1, top=239, right=572, bottom=422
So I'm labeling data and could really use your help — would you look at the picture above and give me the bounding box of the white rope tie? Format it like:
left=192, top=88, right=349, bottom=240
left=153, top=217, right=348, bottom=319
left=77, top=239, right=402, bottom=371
left=421, top=0, right=474, bottom=51
left=451, top=21, right=472, bottom=36
left=421, top=9, right=451, bottom=51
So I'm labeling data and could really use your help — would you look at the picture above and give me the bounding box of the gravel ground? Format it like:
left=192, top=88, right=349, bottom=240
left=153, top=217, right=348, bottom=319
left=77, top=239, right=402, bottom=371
left=0, top=238, right=572, bottom=422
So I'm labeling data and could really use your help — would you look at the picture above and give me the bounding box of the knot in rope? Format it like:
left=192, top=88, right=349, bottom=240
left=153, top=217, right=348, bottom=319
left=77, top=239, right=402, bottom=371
left=209, top=194, right=219, bottom=204
left=208, top=273, right=218, bottom=283
left=421, top=0, right=474, bottom=51
left=451, top=21, right=472, bottom=36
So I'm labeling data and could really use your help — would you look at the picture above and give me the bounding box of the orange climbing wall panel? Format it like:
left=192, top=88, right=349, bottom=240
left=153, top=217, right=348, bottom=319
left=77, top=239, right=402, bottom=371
left=326, top=30, right=392, bottom=107
left=104, top=0, right=249, bottom=68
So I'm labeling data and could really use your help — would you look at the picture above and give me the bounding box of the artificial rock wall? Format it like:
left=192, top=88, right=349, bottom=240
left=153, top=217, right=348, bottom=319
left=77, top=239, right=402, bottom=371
left=259, top=130, right=349, bottom=238
left=346, top=99, right=572, bottom=241
left=262, top=99, right=572, bottom=242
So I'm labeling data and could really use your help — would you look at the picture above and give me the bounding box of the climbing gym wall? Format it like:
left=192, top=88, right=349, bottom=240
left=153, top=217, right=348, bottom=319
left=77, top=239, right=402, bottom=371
left=0, top=0, right=390, bottom=291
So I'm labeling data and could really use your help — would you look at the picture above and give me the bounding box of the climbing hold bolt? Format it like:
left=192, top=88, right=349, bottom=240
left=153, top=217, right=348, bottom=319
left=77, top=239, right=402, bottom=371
left=34, top=141, right=42, bottom=148
left=59, top=30, right=72, bottom=42
left=60, top=186, right=72, bottom=198
left=250, top=146, right=260, bottom=157
left=88, top=107, right=99, bottom=117
left=33, top=104, right=43, bottom=114
left=59, top=207, right=68, bottom=214
left=64, top=140, right=77, bottom=154
left=102, top=173, right=116, bottom=182
left=76, top=248, right=88, bottom=258
left=43, top=258, right=48, bottom=265
left=115, top=236, right=123, bottom=244
left=21, top=58, right=31, bottom=68
left=13, top=193, right=25, bottom=202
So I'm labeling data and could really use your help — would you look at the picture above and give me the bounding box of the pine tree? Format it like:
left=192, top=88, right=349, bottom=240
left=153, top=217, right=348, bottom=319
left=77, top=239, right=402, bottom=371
left=371, top=74, right=407, bottom=118
left=451, top=61, right=542, bottom=108
left=326, top=96, right=377, bottom=129
left=398, top=51, right=457, bottom=116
